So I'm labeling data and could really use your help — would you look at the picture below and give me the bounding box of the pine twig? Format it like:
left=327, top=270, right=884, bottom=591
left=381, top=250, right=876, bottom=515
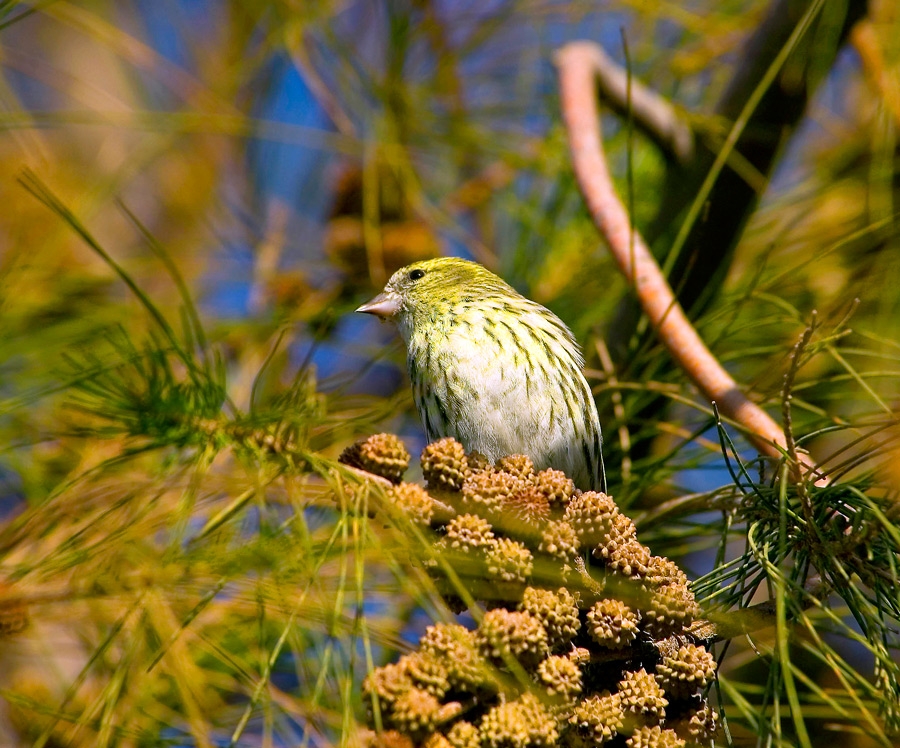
left=781, top=313, right=820, bottom=515
left=594, top=339, right=632, bottom=485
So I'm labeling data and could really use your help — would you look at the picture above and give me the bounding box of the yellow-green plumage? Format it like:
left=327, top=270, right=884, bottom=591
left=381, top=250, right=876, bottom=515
left=358, top=258, right=604, bottom=491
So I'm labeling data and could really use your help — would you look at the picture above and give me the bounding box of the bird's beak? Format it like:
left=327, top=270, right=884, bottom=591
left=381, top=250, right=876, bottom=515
left=356, top=291, right=401, bottom=318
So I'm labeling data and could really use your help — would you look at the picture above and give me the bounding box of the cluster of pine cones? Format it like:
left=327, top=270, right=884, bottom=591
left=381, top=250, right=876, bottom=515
left=340, top=435, right=719, bottom=748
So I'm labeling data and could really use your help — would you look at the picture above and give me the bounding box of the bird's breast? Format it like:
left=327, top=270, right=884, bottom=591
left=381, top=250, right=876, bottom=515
left=407, top=308, right=575, bottom=461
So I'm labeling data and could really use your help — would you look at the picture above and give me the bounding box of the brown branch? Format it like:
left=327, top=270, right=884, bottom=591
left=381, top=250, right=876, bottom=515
left=584, top=42, right=694, bottom=164
left=555, top=41, right=821, bottom=481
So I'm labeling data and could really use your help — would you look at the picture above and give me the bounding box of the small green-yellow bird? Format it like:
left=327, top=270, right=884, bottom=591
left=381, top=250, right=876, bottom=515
left=357, top=257, right=605, bottom=491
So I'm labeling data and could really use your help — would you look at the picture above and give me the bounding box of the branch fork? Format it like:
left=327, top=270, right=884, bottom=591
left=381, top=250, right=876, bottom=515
left=555, top=41, right=822, bottom=483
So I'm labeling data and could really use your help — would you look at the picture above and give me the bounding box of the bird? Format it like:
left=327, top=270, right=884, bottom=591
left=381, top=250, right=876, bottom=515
left=356, top=257, right=605, bottom=492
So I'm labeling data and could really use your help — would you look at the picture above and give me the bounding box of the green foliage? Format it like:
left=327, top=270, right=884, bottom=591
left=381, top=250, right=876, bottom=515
left=0, top=2, right=899, bottom=747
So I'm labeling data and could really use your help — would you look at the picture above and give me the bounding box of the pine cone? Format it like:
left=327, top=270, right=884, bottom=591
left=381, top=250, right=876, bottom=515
left=340, top=433, right=410, bottom=483
left=422, top=438, right=468, bottom=491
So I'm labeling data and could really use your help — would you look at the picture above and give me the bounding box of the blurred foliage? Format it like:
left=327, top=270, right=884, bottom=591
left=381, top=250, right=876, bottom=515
left=0, top=0, right=899, bottom=746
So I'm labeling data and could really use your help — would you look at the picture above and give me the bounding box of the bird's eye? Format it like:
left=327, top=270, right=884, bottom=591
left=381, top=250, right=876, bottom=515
left=408, top=268, right=426, bottom=281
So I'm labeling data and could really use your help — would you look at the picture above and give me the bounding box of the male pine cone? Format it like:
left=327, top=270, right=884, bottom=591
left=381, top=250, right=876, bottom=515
left=351, top=435, right=718, bottom=748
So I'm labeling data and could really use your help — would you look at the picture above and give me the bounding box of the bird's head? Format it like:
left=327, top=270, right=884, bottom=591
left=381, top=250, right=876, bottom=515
left=356, top=257, right=515, bottom=326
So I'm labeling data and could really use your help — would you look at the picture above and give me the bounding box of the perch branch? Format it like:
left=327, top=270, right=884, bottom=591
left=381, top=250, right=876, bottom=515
left=555, top=41, right=821, bottom=481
